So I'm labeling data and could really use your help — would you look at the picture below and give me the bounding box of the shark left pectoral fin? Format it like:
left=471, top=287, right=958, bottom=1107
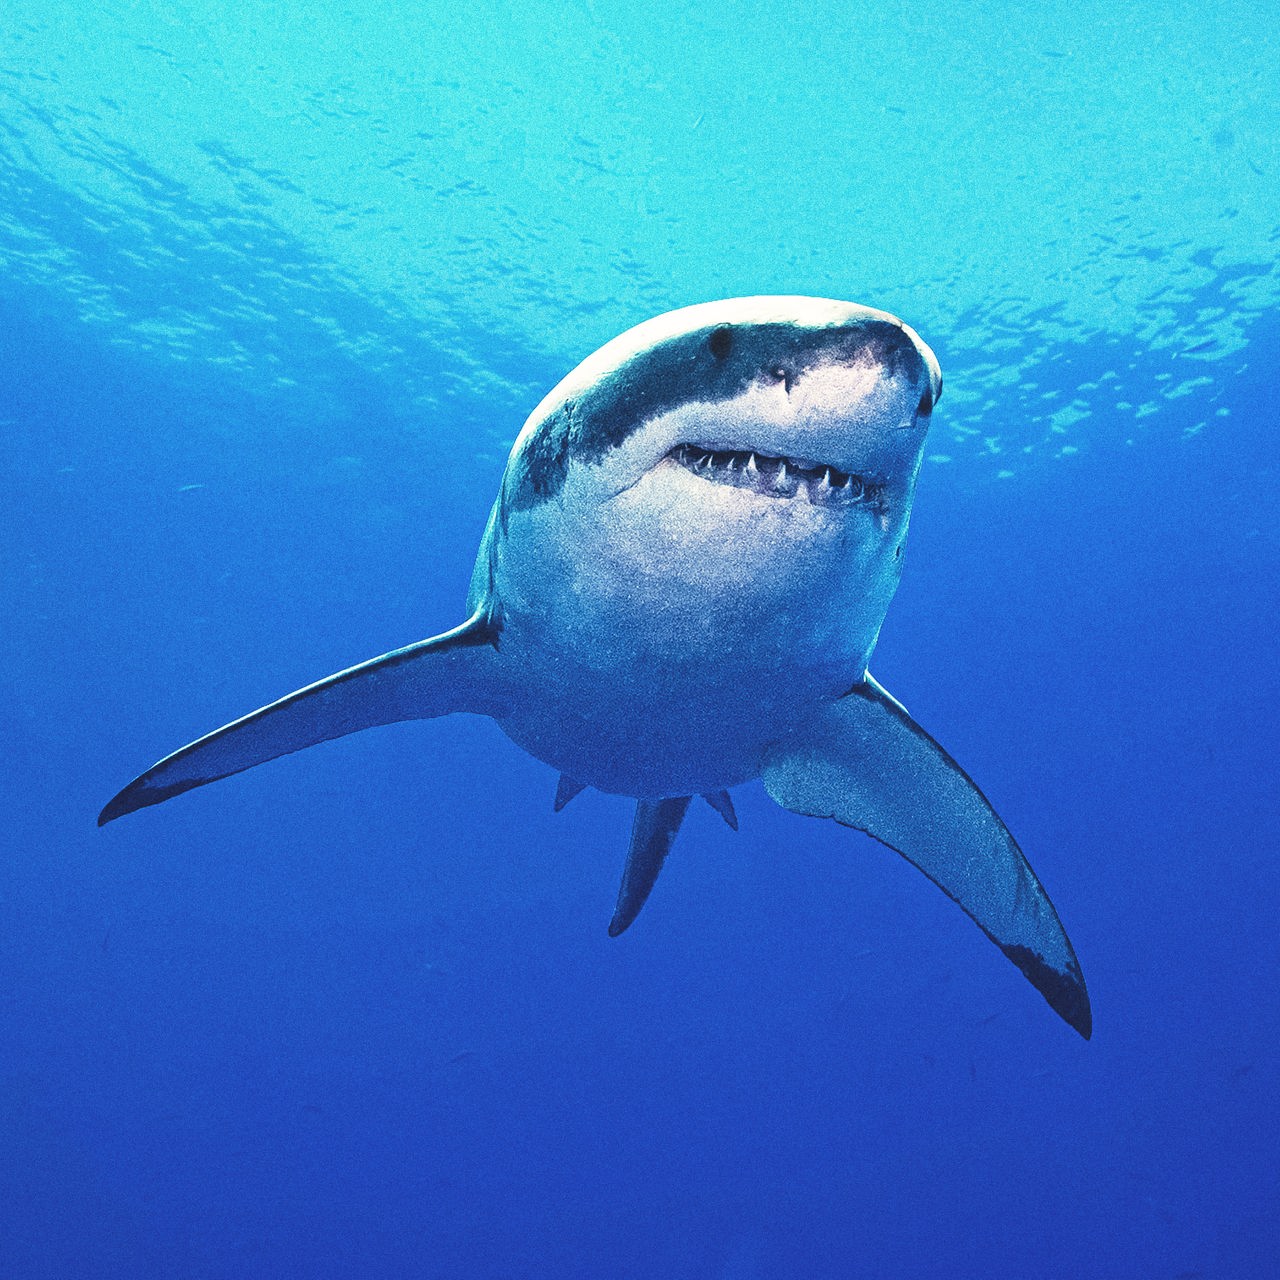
left=99, top=610, right=504, bottom=825
left=761, top=677, right=1091, bottom=1038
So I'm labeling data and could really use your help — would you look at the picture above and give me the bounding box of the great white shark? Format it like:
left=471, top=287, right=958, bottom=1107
left=100, top=296, right=1091, bottom=1038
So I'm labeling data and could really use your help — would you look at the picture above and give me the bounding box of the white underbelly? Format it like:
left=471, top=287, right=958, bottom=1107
left=491, top=605, right=866, bottom=798
left=486, top=466, right=899, bottom=796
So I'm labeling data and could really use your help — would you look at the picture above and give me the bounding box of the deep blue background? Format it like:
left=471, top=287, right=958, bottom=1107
left=2, top=3, right=1278, bottom=1276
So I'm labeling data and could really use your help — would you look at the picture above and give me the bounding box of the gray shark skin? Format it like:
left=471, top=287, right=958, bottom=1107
left=100, top=296, right=1091, bottom=1038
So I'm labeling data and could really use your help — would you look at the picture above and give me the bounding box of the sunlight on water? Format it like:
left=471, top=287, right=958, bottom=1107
left=1, top=0, right=1276, bottom=467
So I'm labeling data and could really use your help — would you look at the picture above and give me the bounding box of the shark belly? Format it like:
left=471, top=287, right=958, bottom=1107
left=488, top=465, right=896, bottom=798
left=492, top=637, right=791, bottom=797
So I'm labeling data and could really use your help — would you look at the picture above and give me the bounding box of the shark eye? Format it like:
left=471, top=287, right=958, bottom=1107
left=916, top=386, right=935, bottom=417
left=708, top=326, right=733, bottom=360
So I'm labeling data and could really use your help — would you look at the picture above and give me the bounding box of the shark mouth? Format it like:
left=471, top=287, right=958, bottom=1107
left=667, top=444, right=883, bottom=510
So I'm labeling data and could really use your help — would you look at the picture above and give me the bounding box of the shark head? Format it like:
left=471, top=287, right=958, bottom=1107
left=511, top=296, right=942, bottom=524
left=487, top=298, right=943, bottom=710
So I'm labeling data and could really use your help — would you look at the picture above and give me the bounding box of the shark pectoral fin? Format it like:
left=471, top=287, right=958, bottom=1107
left=99, top=611, right=503, bottom=825
left=608, top=797, right=691, bottom=937
left=761, top=681, right=1091, bottom=1038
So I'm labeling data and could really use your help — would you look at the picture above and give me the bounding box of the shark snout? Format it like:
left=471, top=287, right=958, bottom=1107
left=758, top=319, right=941, bottom=431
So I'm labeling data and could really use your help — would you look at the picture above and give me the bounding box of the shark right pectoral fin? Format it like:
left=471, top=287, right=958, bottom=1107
left=761, top=678, right=1091, bottom=1038
left=99, top=610, right=504, bottom=825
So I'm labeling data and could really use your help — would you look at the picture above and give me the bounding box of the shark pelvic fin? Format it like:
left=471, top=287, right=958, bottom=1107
left=608, top=797, right=691, bottom=937
left=553, top=775, right=588, bottom=812
left=701, top=790, right=738, bottom=831
left=761, top=678, right=1091, bottom=1038
left=99, top=610, right=503, bottom=825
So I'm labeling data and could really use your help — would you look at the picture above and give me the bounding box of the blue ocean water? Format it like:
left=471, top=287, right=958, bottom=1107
left=2, top=2, right=1277, bottom=1275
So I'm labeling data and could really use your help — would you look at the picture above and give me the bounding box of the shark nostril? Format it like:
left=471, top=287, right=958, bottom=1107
left=766, top=365, right=795, bottom=394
